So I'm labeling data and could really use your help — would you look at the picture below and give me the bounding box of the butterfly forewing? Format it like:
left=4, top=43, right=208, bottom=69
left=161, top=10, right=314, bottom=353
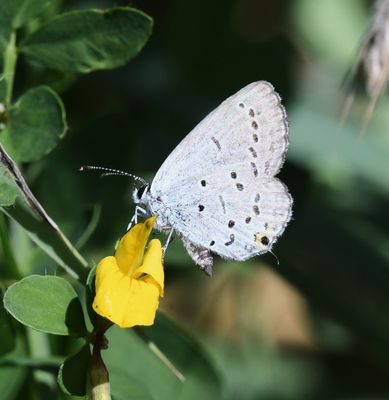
left=151, top=81, right=288, bottom=191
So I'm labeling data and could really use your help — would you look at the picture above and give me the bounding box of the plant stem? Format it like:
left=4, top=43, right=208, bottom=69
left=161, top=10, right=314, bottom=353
left=2, top=31, right=17, bottom=106
left=26, top=328, right=57, bottom=398
left=87, top=329, right=111, bottom=400
left=2, top=204, right=90, bottom=283
left=133, top=326, right=186, bottom=382
left=0, top=212, right=19, bottom=279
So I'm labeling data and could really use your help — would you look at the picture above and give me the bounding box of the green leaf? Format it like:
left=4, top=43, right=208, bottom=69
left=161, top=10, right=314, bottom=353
left=0, top=86, right=67, bottom=162
left=0, top=0, right=54, bottom=52
left=105, top=314, right=221, bottom=400
left=3, top=275, right=87, bottom=336
left=20, top=7, right=153, bottom=73
left=0, top=75, right=6, bottom=102
left=58, top=344, right=91, bottom=396
left=0, top=164, right=18, bottom=206
left=0, top=0, right=54, bottom=30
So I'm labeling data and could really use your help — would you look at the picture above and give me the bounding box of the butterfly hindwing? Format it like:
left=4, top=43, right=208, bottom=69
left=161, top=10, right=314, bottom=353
left=151, top=167, right=292, bottom=260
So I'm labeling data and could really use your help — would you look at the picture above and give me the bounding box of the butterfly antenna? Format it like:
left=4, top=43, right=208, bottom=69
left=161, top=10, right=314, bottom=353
left=80, top=165, right=148, bottom=186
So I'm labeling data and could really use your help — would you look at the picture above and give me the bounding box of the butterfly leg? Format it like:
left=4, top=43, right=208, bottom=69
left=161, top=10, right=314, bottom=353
left=127, top=206, right=147, bottom=230
left=162, top=228, right=174, bottom=253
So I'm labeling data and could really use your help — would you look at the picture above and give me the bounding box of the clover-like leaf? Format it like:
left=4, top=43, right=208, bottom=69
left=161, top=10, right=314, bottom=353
left=20, top=7, right=153, bottom=73
left=58, top=344, right=91, bottom=396
left=3, top=275, right=87, bottom=336
left=0, top=86, right=67, bottom=162
left=0, top=0, right=54, bottom=52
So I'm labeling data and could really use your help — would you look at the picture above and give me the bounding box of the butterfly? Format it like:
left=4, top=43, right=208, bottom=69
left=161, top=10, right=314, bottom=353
left=84, top=81, right=293, bottom=276
left=132, top=81, right=292, bottom=275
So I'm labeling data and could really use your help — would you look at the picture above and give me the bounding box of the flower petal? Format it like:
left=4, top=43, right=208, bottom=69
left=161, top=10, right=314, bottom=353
left=120, top=280, right=160, bottom=328
left=115, top=216, right=157, bottom=275
left=133, top=239, right=164, bottom=296
left=93, top=255, right=160, bottom=328
left=93, top=256, right=129, bottom=324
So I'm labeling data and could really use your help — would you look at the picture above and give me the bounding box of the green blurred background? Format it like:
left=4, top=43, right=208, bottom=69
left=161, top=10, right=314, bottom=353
left=5, top=0, right=389, bottom=398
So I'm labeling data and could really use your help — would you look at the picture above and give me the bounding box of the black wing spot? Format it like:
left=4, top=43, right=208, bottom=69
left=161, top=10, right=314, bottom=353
left=236, top=183, right=244, bottom=191
left=211, top=136, right=221, bottom=150
left=249, top=108, right=255, bottom=117
left=198, top=205, right=205, bottom=212
left=251, top=121, right=258, bottom=129
left=210, top=240, right=215, bottom=246
left=231, top=171, right=237, bottom=179
left=239, top=103, right=245, bottom=108
left=264, top=160, right=270, bottom=174
left=249, top=147, right=257, bottom=158
left=225, top=234, right=235, bottom=246
left=245, top=217, right=252, bottom=224
left=219, top=195, right=226, bottom=214
left=253, top=133, right=258, bottom=143
left=253, top=205, right=260, bottom=215
left=251, top=162, right=258, bottom=177
left=228, top=220, right=235, bottom=228
left=261, top=236, right=269, bottom=246
left=201, top=180, right=206, bottom=187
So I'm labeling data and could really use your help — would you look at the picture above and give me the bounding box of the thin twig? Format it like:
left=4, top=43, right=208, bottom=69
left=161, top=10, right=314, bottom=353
left=0, top=143, right=58, bottom=229
left=133, top=327, right=186, bottom=382
left=0, top=143, right=90, bottom=283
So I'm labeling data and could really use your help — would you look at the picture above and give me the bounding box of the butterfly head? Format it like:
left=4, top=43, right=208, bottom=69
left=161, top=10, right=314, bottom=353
left=132, top=184, right=150, bottom=205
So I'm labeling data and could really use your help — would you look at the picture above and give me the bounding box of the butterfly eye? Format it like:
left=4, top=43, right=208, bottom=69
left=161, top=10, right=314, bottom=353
left=136, top=185, right=147, bottom=199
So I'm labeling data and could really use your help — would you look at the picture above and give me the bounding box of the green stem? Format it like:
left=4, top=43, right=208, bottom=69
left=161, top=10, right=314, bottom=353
left=87, top=329, right=111, bottom=400
left=0, top=144, right=89, bottom=283
left=76, top=204, right=101, bottom=250
left=26, top=328, right=57, bottom=398
left=0, top=212, right=19, bottom=279
left=2, top=204, right=90, bottom=284
left=133, top=326, right=186, bottom=382
left=2, top=31, right=17, bottom=106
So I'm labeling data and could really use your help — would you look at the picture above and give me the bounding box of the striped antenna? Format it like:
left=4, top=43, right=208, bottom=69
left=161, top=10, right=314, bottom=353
left=80, top=165, right=148, bottom=186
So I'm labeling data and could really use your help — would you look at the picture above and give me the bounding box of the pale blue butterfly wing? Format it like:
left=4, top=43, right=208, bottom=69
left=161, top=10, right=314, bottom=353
left=144, top=81, right=292, bottom=273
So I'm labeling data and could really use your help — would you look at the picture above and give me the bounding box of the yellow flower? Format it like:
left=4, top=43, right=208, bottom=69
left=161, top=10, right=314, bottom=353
left=93, top=216, right=164, bottom=328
